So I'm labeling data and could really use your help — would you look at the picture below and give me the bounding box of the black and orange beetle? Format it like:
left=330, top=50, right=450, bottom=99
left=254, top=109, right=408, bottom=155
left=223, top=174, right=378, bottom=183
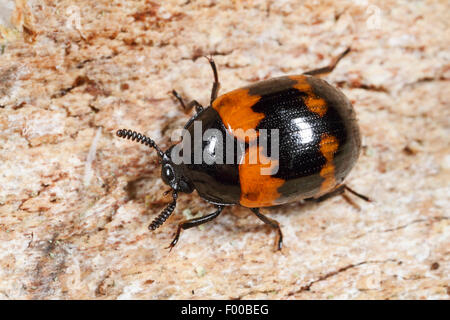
left=117, top=48, right=370, bottom=250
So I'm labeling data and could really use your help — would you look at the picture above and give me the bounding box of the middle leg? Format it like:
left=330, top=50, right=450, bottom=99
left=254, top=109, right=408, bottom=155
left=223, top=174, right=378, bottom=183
left=172, top=90, right=204, bottom=114
left=250, top=208, right=283, bottom=251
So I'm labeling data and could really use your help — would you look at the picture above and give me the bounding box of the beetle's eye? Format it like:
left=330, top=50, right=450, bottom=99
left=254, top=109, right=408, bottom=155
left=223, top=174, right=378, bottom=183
left=164, top=165, right=175, bottom=181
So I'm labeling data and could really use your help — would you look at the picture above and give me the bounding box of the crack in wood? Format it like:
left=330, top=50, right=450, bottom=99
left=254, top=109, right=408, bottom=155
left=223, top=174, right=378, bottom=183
left=351, top=216, right=449, bottom=239
left=287, top=259, right=398, bottom=296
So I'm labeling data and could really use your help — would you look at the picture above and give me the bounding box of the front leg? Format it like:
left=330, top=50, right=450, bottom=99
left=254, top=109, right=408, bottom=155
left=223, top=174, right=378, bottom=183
left=167, top=205, right=224, bottom=250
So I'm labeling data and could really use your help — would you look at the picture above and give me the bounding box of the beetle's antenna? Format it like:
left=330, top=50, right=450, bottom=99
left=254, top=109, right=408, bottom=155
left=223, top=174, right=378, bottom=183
left=149, top=191, right=178, bottom=230
left=116, top=129, right=164, bottom=158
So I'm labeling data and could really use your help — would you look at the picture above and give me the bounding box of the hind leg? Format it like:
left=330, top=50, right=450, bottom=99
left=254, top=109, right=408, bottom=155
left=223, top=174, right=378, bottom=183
left=308, top=184, right=371, bottom=203
left=303, top=47, right=351, bottom=77
left=343, top=185, right=371, bottom=202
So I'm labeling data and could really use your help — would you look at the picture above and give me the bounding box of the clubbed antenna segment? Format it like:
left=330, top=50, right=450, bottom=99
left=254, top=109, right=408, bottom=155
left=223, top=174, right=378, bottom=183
left=149, top=191, right=178, bottom=230
left=116, top=129, right=164, bottom=158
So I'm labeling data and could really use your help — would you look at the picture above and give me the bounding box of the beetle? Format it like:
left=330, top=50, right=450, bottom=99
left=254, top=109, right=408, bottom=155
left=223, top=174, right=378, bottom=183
left=116, top=48, right=370, bottom=250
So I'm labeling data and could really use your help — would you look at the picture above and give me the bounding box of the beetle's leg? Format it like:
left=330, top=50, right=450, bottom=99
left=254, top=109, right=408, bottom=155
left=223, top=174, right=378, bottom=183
left=307, top=184, right=371, bottom=203
left=205, top=56, right=220, bottom=104
left=171, top=90, right=204, bottom=114
left=167, top=205, right=224, bottom=251
left=303, top=47, right=351, bottom=77
left=343, top=185, right=371, bottom=202
left=307, top=185, right=346, bottom=203
left=249, top=208, right=283, bottom=251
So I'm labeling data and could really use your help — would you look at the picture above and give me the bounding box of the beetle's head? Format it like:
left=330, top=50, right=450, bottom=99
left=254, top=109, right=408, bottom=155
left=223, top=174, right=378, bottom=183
left=116, top=129, right=193, bottom=231
left=160, top=146, right=194, bottom=194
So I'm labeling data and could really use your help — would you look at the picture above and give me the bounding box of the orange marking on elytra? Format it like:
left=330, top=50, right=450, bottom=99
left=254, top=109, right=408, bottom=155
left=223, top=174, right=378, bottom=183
left=319, top=133, right=339, bottom=194
left=212, top=88, right=263, bottom=142
left=289, top=75, right=328, bottom=117
left=239, top=145, right=285, bottom=208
